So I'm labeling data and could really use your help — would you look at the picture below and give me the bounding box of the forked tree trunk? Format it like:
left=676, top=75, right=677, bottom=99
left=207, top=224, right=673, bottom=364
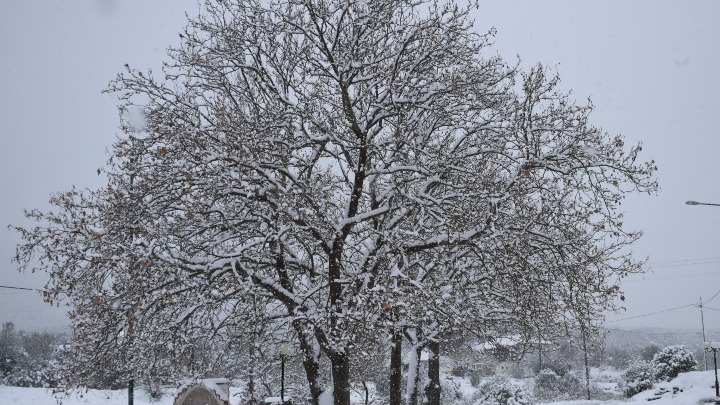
left=389, top=329, right=403, bottom=405
left=425, top=339, right=441, bottom=405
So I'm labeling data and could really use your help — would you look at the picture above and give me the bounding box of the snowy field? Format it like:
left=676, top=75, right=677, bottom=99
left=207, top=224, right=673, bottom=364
left=2, top=370, right=720, bottom=405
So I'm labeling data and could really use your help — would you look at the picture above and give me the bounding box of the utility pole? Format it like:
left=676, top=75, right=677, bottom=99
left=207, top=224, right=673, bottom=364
left=701, top=296, right=708, bottom=371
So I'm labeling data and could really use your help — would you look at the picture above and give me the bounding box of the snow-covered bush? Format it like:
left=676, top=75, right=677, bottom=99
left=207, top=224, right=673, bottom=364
left=651, top=345, right=697, bottom=381
left=533, top=368, right=561, bottom=400
left=469, top=361, right=495, bottom=381
left=1, top=359, right=61, bottom=388
left=471, top=378, right=535, bottom=405
left=440, top=377, right=465, bottom=405
left=0, top=323, right=67, bottom=388
left=621, top=359, right=654, bottom=397
left=533, top=368, right=582, bottom=401
left=620, top=345, right=697, bottom=397
left=532, top=361, right=569, bottom=378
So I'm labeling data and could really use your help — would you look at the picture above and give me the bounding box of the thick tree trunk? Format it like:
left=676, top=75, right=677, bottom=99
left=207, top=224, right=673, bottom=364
left=327, top=257, right=350, bottom=405
left=389, top=329, right=403, bottom=405
left=331, top=352, right=351, bottom=405
left=405, top=332, right=422, bottom=405
left=293, top=321, right=323, bottom=405
left=425, top=339, right=441, bottom=405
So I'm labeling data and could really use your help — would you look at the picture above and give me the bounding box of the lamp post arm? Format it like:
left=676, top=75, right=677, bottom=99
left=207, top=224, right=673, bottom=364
left=686, top=201, right=720, bottom=207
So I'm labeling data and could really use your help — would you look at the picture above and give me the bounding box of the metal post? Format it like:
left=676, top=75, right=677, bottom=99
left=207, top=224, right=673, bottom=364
left=701, top=296, right=709, bottom=371
left=714, top=349, right=719, bottom=398
left=128, top=378, right=134, bottom=405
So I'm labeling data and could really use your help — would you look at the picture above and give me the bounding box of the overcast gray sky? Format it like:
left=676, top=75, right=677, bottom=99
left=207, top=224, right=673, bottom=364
left=1, top=1, right=719, bottom=337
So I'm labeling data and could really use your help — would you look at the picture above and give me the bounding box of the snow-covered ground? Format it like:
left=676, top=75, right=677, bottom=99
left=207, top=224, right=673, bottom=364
left=2, top=370, right=720, bottom=405
left=544, top=370, right=720, bottom=405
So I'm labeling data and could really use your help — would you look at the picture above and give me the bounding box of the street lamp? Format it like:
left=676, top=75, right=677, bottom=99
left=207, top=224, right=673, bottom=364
left=704, top=342, right=720, bottom=398
left=686, top=199, right=720, bottom=371
left=686, top=200, right=720, bottom=207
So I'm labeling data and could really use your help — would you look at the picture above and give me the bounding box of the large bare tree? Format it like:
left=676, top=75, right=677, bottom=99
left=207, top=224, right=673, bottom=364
left=15, top=1, right=656, bottom=405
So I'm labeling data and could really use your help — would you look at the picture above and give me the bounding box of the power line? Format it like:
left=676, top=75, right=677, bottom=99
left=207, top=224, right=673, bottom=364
left=703, top=288, right=720, bottom=305
left=605, top=327, right=705, bottom=336
left=608, top=290, right=720, bottom=324
left=607, top=303, right=698, bottom=323
left=623, top=271, right=720, bottom=283
left=650, top=260, right=720, bottom=270
left=0, top=284, right=44, bottom=292
left=648, top=256, right=720, bottom=266
left=622, top=256, right=720, bottom=282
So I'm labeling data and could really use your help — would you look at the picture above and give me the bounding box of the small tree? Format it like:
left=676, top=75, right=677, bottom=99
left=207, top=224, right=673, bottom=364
left=0, top=322, right=19, bottom=378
